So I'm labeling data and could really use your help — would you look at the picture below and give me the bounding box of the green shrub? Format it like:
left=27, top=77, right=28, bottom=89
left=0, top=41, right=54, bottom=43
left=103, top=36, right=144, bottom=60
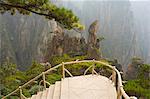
left=47, top=74, right=62, bottom=84
left=124, top=64, right=150, bottom=98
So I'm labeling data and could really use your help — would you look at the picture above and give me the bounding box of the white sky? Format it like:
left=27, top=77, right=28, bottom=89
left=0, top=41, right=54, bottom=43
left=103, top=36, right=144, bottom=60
left=61, top=0, right=150, bottom=1
left=63, top=0, right=150, bottom=1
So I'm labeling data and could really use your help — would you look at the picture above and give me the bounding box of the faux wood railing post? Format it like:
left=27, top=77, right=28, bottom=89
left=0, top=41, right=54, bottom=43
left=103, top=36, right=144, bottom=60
left=62, top=62, right=65, bottom=79
left=92, top=59, right=95, bottom=75
left=19, top=86, right=23, bottom=99
left=117, top=85, right=123, bottom=99
left=112, top=67, right=116, bottom=86
left=42, top=72, right=46, bottom=89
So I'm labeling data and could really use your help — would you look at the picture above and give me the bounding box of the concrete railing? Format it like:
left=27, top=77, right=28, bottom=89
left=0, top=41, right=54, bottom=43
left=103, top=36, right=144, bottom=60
left=2, top=60, right=137, bottom=99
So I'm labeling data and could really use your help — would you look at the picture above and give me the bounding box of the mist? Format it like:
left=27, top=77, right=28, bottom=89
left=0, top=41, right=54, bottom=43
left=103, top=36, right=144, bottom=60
left=0, top=0, right=150, bottom=69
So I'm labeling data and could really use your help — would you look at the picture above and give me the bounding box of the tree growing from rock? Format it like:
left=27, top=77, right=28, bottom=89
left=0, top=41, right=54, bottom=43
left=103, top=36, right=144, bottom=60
left=0, top=0, right=84, bottom=30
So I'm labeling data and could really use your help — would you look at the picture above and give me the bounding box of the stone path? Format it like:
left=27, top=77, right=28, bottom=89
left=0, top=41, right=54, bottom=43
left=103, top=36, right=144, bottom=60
left=29, top=75, right=117, bottom=99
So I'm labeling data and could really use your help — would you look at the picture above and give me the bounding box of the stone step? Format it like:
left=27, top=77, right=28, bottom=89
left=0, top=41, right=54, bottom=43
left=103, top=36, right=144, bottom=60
left=46, top=85, right=55, bottom=99
left=60, top=75, right=117, bottom=99
left=53, top=81, right=61, bottom=99
left=36, top=91, right=43, bottom=99
left=41, top=88, right=49, bottom=99
left=28, top=75, right=117, bottom=99
left=31, top=95, right=36, bottom=99
left=60, top=78, right=68, bottom=99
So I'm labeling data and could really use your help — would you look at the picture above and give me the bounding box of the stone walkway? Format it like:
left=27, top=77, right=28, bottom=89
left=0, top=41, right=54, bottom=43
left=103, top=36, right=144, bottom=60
left=29, top=75, right=117, bottom=99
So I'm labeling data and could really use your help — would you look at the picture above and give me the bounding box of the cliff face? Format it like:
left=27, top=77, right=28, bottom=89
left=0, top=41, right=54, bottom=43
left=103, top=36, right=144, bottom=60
left=0, top=13, right=101, bottom=69
left=0, top=14, right=52, bottom=69
left=131, top=1, right=150, bottom=64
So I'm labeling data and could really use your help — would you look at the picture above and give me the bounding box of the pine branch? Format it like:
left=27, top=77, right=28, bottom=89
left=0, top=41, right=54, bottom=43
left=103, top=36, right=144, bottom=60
left=0, top=2, right=51, bottom=17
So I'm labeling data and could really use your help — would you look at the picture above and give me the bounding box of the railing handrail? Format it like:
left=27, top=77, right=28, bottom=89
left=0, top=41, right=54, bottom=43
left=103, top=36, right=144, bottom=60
left=2, top=60, right=134, bottom=99
left=114, top=67, right=130, bottom=99
left=2, top=63, right=62, bottom=99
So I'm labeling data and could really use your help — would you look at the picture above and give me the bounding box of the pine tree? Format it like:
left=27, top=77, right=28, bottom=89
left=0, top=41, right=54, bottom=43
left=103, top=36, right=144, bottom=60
left=0, top=0, right=84, bottom=30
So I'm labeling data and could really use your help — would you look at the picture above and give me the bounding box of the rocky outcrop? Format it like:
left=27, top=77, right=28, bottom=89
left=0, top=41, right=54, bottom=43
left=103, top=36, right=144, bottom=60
left=45, top=20, right=102, bottom=61
left=125, top=58, right=144, bottom=80
left=46, top=28, right=87, bottom=60
left=87, top=20, right=101, bottom=59
left=88, top=20, right=99, bottom=48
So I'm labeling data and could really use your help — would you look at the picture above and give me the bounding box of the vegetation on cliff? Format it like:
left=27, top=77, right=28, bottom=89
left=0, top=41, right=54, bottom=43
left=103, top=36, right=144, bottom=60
left=0, top=55, right=149, bottom=99
left=0, top=54, right=111, bottom=98
left=124, top=58, right=150, bottom=98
